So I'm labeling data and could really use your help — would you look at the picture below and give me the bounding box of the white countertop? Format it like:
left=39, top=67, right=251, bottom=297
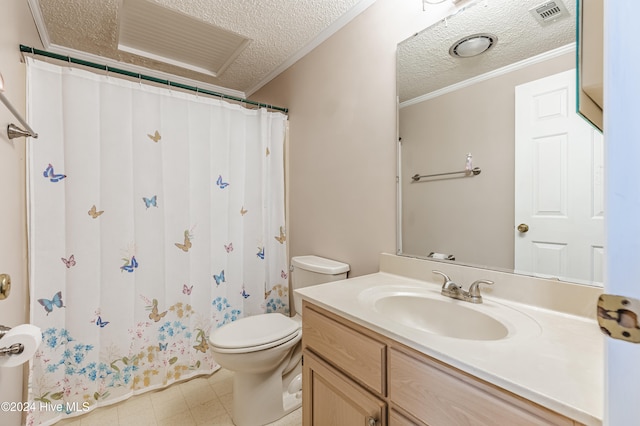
left=296, top=272, right=604, bottom=426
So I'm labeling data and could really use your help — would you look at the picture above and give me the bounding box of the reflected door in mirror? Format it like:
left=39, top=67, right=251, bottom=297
left=515, top=69, right=604, bottom=285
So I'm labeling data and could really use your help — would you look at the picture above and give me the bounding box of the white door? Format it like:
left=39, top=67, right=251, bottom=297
left=605, top=1, right=640, bottom=424
left=514, top=69, right=604, bottom=284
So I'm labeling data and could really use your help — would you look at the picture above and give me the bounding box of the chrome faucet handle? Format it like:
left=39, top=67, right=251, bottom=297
left=432, top=270, right=452, bottom=286
left=433, top=270, right=460, bottom=296
left=467, top=279, right=494, bottom=303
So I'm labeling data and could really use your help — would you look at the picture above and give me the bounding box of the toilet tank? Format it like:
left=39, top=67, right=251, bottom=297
left=291, top=255, right=349, bottom=315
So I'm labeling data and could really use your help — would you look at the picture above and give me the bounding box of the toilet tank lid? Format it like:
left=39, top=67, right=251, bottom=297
left=291, top=255, right=350, bottom=274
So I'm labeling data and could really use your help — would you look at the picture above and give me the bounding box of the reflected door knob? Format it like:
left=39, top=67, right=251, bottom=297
left=517, top=223, right=529, bottom=233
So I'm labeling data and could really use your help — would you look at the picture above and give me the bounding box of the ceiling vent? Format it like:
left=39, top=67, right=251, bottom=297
left=118, top=0, right=251, bottom=78
left=529, top=1, right=570, bottom=26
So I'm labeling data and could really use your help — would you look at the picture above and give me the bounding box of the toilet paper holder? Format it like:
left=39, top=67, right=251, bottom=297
left=0, top=325, right=25, bottom=356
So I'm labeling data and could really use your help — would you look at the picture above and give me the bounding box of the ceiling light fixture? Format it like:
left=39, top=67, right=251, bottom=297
left=422, top=0, right=466, bottom=11
left=449, top=33, right=497, bottom=58
left=422, top=0, right=448, bottom=10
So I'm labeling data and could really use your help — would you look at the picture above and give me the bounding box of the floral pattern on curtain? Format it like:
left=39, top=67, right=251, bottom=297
left=25, top=58, right=289, bottom=425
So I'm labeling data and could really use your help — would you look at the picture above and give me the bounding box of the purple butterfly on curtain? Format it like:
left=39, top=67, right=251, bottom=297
left=61, top=254, right=76, bottom=268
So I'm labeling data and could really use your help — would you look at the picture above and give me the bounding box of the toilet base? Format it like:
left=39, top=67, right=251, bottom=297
left=231, top=362, right=302, bottom=426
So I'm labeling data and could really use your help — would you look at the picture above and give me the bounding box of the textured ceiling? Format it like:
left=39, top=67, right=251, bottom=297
left=398, top=0, right=576, bottom=103
left=32, top=0, right=371, bottom=96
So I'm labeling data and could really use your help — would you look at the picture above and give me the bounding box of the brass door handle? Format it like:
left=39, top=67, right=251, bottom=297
left=0, top=274, right=10, bottom=300
left=517, top=223, right=529, bottom=233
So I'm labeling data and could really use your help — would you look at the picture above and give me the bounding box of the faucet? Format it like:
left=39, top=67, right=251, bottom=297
left=432, top=270, right=493, bottom=304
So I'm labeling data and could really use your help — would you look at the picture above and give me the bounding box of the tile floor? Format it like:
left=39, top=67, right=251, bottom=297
left=56, top=369, right=302, bottom=426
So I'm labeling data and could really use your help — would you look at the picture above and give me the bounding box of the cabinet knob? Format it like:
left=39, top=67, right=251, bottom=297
left=366, top=417, right=378, bottom=426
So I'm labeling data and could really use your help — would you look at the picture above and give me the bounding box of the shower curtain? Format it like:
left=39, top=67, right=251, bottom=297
left=25, top=58, right=289, bottom=425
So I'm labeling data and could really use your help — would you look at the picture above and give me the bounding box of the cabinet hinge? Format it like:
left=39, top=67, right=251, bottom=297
left=597, top=294, right=640, bottom=343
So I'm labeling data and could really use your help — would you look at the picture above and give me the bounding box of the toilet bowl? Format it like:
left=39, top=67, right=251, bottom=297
left=209, top=313, right=303, bottom=426
left=209, top=255, right=349, bottom=426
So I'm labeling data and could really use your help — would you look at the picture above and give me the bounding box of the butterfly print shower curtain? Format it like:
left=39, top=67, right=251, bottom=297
left=25, top=58, right=289, bottom=425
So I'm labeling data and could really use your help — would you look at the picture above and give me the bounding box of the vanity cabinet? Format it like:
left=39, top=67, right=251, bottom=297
left=302, top=301, right=586, bottom=426
left=302, top=303, right=387, bottom=425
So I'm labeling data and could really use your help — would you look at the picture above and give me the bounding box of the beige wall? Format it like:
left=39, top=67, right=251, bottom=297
left=400, top=52, right=574, bottom=271
left=252, top=0, right=449, bottom=277
left=0, top=0, right=42, bottom=423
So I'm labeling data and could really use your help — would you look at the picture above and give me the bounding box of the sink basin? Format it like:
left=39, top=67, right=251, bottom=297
left=374, top=295, right=508, bottom=340
left=358, top=285, right=540, bottom=341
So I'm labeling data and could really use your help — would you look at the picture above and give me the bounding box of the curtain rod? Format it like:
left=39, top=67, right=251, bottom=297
left=19, top=45, right=288, bottom=114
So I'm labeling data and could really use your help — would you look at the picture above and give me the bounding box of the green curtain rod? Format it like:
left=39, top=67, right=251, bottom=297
left=19, top=45, right=288, bottom=114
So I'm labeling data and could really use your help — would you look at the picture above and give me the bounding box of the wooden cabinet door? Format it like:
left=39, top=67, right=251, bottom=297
left=303, top=304, right=386, bottom=394
left=390, top=409, right=427, bottom=426
left=303, top=349, right=387, bottom=426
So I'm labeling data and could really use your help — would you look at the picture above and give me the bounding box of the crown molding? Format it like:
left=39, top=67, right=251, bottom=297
left=26, top=0, right=51, bottom=49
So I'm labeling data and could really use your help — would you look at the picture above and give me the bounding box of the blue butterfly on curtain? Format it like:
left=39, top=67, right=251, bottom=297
left=120, top=256, right=138, bottom=273
left=96, top=316, right=109, bottom=328
left=241, top=288, right=250, bottom=299
left=216, top=175, right=229, bottom=189
left=142, top=195, right=157, bottom=209
left=37, top=291, right=64, bottom=315
left=159, top=342, right=168, bottom=351
left=213, top=270, right=225, bottom=286
left=256, top=247, right=264, bottom=259
left=43, top=163, right=67, bottom=182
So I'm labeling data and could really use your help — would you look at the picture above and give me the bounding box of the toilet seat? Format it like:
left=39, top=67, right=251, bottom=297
left=209, top=313, right=301, bottom=353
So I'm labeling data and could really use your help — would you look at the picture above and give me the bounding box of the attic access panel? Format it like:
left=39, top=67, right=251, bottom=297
left=118, top=0, right=251, bottom=77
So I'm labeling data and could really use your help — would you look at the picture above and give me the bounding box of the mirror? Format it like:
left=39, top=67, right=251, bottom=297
left=576, top=0, right=604, bottom=130
left=397, top=0, right=604, bottom=287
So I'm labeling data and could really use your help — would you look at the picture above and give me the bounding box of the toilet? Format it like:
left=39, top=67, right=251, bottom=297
left=208, top=255, right=349, bottom=426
